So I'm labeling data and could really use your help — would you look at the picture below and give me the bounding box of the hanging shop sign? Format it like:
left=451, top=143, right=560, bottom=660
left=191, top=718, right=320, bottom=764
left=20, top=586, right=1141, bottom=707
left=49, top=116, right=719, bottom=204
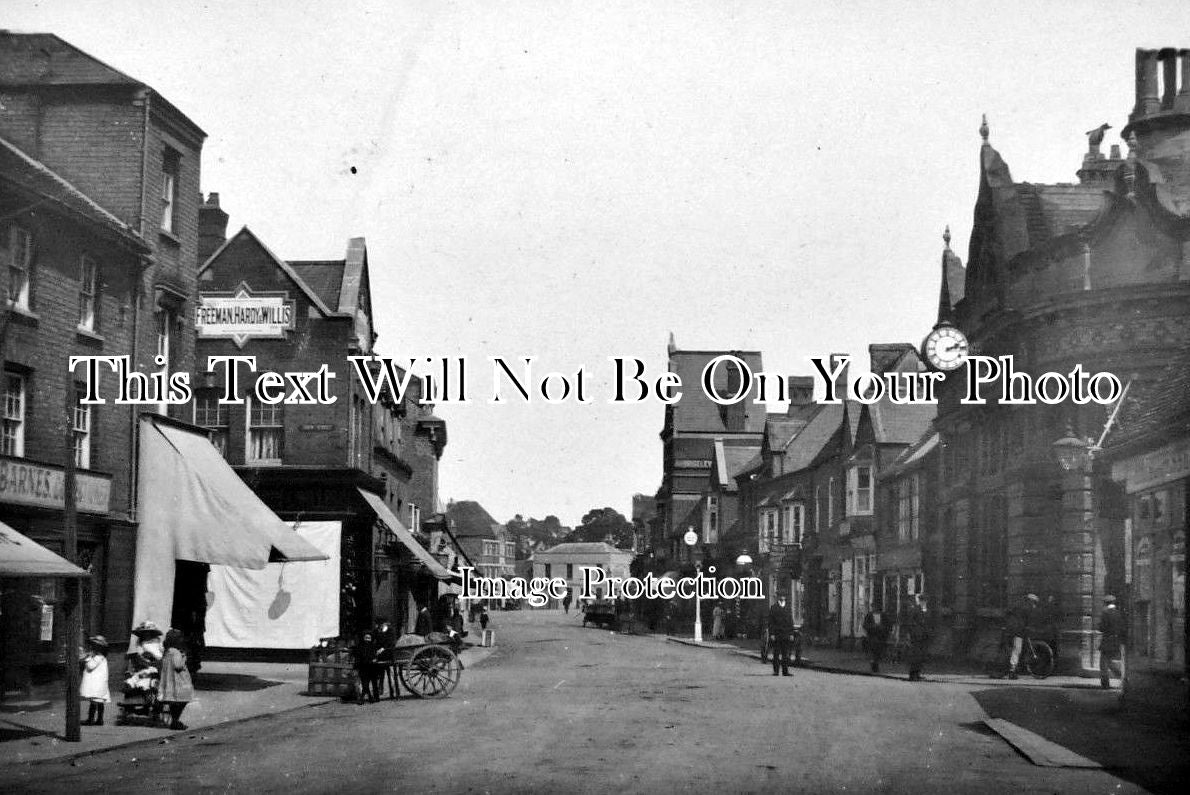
left=195, top=282, right=295, bottom=348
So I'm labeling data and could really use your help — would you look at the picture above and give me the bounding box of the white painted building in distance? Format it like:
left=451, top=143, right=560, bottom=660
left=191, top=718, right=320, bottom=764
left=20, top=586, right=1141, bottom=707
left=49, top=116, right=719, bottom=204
left=531, top=542, right=634, bottom=606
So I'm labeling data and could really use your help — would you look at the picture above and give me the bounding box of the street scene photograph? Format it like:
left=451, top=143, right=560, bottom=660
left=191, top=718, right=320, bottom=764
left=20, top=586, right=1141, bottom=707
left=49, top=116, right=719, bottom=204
left=0, top=1, right=1188, bottom=792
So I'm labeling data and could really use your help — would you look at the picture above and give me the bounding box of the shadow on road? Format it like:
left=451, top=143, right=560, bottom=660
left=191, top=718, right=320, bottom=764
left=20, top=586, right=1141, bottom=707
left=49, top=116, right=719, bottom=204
left=971, top=686, right=1190, bottom=795
left=194, top=673, right=283, bottom=692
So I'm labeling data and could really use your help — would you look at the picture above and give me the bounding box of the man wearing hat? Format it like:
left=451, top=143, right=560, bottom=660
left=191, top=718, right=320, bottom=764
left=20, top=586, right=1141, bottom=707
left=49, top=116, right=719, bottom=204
left=1098, top=595, right=1126, bottom=689
left=1004, top=593, right=1040, bottom=679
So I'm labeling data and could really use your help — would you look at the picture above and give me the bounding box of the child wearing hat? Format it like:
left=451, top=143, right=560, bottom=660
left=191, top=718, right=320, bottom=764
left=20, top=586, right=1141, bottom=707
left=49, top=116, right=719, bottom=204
left=80, top=635, right=111, bottom=725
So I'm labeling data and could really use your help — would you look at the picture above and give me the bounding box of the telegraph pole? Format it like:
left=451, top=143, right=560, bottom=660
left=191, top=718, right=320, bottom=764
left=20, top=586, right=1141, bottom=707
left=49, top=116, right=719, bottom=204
left=63, top=379, right=81, bottom=742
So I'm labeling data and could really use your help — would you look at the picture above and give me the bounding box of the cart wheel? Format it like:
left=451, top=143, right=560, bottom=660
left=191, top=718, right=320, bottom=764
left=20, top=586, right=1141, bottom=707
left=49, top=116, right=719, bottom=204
left=399, top=644, right=461, bottom=698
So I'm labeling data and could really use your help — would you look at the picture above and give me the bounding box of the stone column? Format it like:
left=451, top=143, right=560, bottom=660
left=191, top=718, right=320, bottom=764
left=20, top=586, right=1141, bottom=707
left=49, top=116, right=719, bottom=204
left=1058, top=468, right=1099, bottom=675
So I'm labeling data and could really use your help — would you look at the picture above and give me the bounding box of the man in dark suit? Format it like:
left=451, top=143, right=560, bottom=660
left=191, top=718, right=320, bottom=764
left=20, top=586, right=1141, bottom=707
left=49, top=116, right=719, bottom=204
left=862, top=609, right=891, bottom=673
left=768, top=594, right=794, bottom=677
left=904, top=594, right=930, bottom=682
left=1098, top=594, right=1126, bottom=689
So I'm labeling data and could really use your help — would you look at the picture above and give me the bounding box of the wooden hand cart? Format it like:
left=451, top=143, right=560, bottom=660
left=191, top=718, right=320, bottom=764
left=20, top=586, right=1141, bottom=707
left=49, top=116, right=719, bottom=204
left=389, top=635, right=463, bottom=698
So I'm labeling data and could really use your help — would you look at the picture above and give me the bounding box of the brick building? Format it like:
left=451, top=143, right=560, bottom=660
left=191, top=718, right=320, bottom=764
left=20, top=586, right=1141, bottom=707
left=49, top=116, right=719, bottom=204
left=653, top=338, right=766, bottom=570
left=0, top=33, right=204, bottom=691
left=933, top=49, right=1190, bottom=673
left=194, top=212, right=450, bottom=644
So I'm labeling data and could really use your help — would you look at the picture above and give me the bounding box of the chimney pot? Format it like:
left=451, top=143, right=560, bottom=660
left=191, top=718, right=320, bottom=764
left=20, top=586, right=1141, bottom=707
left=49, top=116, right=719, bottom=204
left=1109, top=144, right=1121, bottom=160
left=1134, top=48, right=1161, bottom=120
left=206, top=192, right=220, bottom=207
left=1160, top=48, right=1179, bottom=110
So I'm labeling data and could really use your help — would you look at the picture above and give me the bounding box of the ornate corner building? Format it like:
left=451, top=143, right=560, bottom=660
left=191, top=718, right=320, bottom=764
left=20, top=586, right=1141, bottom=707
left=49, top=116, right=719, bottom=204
left=934, top=48, right=1190, bottom=675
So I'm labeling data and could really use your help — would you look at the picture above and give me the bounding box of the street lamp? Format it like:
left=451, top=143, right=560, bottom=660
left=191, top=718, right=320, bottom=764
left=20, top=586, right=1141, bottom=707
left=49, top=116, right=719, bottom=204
left=684, top=528, right=702, bottom=643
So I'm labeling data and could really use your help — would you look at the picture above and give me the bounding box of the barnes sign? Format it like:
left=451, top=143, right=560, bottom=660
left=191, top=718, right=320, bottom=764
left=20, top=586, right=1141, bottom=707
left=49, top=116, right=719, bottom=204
left=0, top=456, right=112, bottom=514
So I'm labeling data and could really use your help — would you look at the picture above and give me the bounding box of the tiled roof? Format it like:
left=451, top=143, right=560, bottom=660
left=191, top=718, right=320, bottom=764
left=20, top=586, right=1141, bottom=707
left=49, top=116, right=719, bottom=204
left=782, top=403, right=845, bottom=472
left=868, top=400, right=936, bottom=445
left=1018, top=183, right=1110, bottom=246
left=288, top=260, right=345, bottom=309
left=0, top=134, right=147, bottom=251
left=446, top=501, right=502, bottom=538
left=536, top=541, right=628, bottom=557
left=0, top=32, right=141, bottom=86
left=880, top=430, right=939, bottom=480
left=1104, top=353, right=1190, bottom=452
left=766, top=418, right=808, bottom=449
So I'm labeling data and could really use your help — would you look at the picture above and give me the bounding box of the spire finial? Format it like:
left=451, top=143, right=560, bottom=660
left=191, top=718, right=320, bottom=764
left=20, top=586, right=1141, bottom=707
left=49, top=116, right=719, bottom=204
left=943, top=225, right=952, bottom=249
left=979, top=114, right=989, bottom=143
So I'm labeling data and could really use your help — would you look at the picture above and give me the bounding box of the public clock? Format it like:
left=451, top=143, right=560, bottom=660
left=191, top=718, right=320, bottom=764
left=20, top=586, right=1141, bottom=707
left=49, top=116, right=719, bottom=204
left=921, top=324, right=969, bottom=371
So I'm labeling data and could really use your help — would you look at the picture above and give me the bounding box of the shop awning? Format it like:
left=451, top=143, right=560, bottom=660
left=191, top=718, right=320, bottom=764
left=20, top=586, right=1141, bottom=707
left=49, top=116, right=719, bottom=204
left=131, top=416, right=328, bottom=648
left=143, top=419, right=328, bottom=566
left=0, top=520, right=90, bottom=578
left=357, top=488, right=456, bottom=581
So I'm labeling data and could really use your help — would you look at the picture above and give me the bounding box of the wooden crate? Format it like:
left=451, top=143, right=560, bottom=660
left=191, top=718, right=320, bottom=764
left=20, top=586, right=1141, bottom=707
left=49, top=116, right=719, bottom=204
left=307, top=662, right=358, bottom=698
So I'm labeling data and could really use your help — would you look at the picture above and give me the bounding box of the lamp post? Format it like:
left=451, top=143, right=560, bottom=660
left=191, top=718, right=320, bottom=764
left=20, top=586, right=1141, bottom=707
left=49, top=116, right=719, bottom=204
left=684, top=528, right=702, bottom=643
left=1052, top=423, right=1100, bottom=674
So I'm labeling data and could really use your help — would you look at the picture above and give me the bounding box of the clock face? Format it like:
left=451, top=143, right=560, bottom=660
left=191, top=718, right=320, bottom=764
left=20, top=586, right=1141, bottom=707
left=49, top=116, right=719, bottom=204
left=922, top=325, right=969, bottom=371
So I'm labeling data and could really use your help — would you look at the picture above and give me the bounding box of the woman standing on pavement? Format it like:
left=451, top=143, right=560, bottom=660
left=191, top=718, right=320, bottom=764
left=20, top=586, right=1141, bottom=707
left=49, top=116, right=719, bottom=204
left=712, top=602, right=726, bottom=641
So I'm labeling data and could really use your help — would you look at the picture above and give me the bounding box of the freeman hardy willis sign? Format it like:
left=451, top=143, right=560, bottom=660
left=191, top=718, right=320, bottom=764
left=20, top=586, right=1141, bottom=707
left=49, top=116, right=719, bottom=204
left=196, top=282, right=296, bottom=348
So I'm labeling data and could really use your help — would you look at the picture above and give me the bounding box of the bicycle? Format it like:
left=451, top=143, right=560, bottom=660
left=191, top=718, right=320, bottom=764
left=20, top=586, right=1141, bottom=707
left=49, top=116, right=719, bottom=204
left=992, top=633, right=1054, bottom=679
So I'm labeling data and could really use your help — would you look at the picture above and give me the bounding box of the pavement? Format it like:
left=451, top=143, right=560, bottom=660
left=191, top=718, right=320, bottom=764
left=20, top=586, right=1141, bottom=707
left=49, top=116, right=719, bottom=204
left=665, top=634, right=1106, bottom=689
left=0, top=642, right=496, bottom=767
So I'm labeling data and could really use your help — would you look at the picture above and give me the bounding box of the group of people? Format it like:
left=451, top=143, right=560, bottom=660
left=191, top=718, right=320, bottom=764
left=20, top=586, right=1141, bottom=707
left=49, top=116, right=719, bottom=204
left=859, top=594, right=931, bottom=681
left=355, top=599, right=485, bottom=704
left=78, top=619, right=194, bottom=731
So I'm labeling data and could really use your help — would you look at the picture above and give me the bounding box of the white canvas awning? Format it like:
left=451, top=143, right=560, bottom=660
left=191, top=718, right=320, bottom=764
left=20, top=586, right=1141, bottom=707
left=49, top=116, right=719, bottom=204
left=131, top=416, right=329, bottom=641
left=0, top=520, right=89, bottom=578
left=357, top=488, right=456, bottom=581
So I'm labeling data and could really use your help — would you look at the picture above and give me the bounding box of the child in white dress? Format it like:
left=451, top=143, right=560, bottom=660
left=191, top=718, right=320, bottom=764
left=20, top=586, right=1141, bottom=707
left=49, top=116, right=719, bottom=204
left=80, top=635, right=111, bottom=726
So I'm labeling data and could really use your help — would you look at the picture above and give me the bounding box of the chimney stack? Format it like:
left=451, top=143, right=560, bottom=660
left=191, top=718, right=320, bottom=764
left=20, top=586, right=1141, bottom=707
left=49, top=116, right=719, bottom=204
left=785, top=376, right=814, bottom=410
left=198, top=192, right=229, bottom=266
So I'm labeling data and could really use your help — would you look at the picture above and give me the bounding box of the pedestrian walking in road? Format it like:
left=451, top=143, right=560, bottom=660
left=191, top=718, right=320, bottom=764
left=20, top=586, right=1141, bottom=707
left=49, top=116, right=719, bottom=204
left=904, top=594, right=930, bottom=682
left=562, top=590, right=572, bottom=614
left=768, top=595, right=794, bottom=676
left=158, top=629, right=194, bottom=730
left=1098, top=594, right=1126, bottom=689
left=479, top=605, right=490, bottom=630
left=1003, top=593, right=1039, bottom=679
left=712, top=602, right=726, bottom=641
left=862, top=610, right=890, bottom=673
left=80, top=635, right=111, bottom=726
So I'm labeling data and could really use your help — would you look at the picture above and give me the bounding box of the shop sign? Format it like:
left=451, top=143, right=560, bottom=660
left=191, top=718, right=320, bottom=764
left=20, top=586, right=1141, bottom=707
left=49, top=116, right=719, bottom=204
left=196, top=282, right=295, bottom=348
left=0, top=456, right=112, bottom=514
left=1112, top=437, right=1190, bottom=494
left=674, top=459, right=713, bottom=469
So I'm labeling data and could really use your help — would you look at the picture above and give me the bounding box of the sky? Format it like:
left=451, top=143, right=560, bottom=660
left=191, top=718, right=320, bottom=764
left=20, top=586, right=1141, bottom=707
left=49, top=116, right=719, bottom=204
left=8, top=0, right=1189, bottom=527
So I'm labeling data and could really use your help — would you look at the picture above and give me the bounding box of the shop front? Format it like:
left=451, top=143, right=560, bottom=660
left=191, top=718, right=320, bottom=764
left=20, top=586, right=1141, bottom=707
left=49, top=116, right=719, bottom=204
left=0, top=455, right=120, bottom=698
left=1110, top=436, right=1189, bottom=717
